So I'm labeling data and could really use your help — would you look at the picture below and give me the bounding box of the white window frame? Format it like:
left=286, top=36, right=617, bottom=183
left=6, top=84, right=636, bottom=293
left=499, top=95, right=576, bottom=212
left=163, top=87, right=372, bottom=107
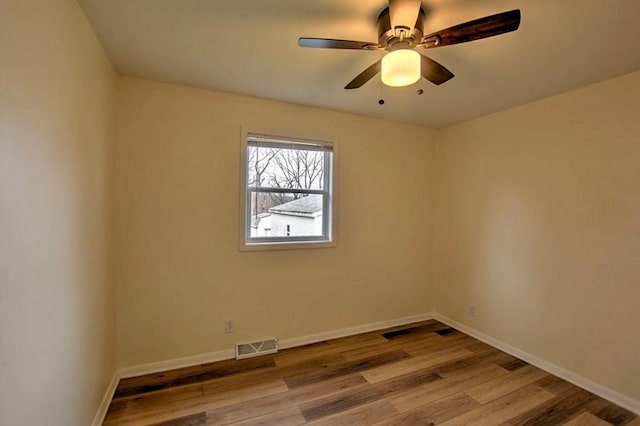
left=239, top=130, right=335, bottom=251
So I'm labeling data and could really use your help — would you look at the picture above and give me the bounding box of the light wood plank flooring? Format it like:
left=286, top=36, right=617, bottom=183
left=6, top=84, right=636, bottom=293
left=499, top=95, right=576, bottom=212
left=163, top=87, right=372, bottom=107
left=104, top=320, right=638, bottom=425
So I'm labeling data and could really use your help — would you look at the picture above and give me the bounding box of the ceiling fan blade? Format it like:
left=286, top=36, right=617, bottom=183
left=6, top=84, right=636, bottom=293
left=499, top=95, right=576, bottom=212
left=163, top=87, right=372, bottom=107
left=345, top=60, right=382, bottom=89
left=423, top=9, right=521, bottom=48
left=389, top=0, right=422, bottom=31
left=298, top=38, right=378, bottom=50
left=421, top=54, right=454, bottom=85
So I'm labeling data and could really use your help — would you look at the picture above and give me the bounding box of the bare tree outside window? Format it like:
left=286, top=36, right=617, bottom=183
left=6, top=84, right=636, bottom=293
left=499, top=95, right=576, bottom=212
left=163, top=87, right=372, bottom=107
left=247, top=146, right=325, bottom=212
left=270, top=149, right=324, bottom=192
left=247, top=146, right=280, bottom=216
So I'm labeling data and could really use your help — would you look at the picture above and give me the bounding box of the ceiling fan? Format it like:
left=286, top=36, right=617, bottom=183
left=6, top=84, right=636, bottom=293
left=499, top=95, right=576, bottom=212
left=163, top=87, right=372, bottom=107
left=298, top=0, right=521, bottom=90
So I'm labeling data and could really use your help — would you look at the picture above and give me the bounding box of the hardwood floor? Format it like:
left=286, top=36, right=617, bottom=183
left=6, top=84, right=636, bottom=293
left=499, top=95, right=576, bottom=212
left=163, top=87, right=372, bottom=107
left=104, top=320, right=638, bottom=425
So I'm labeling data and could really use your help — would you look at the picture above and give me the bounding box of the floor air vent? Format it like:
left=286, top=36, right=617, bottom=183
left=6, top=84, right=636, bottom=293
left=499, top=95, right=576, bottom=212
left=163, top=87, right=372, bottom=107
left=235, top=338, right=278, bottom=360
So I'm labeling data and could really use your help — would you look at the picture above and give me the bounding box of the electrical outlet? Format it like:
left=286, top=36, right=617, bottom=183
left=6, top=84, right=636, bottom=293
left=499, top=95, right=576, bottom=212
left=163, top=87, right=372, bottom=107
left=224, top=320, right=235, bottom=334
left=468, top=304, right=476, bottom=317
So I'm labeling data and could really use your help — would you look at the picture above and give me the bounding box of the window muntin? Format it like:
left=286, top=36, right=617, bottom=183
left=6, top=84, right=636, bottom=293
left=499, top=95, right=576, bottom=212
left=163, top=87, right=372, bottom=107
left=242, top=133, right=334, bottom=249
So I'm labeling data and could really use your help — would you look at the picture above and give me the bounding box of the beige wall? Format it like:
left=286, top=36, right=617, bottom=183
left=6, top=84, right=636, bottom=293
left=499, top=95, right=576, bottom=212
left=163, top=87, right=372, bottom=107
left=3, top=0, right=637, bottom=414
left=435, top=71, right=640, bottom=401
left=0, top=0, right=117, bottom=424
left=114, top=77, right=437, bottom=367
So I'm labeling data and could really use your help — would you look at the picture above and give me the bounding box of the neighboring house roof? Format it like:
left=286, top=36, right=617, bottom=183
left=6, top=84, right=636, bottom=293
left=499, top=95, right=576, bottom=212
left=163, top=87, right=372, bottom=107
left=269, top=194, right=322, bottom=217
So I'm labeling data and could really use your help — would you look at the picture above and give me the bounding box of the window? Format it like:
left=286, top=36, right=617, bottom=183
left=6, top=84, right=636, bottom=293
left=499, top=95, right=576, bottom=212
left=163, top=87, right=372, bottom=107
left=240, top=132, right=334, bottom=250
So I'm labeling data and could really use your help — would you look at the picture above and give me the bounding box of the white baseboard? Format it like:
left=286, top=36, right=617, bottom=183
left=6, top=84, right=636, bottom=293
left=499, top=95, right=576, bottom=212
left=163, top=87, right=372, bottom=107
left=119, top=348, right=236, bottom=379
left=278, top=312, right=435, bottom=350
left=118, top=312, right=434, bottom=379
left=91, top=372, right=119, bottom=426
left=433, top=313, right=640, bottom=416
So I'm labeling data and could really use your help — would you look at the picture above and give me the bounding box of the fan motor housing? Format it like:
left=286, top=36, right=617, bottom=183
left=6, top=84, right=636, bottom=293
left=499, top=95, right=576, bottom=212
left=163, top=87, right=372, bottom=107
left=377, top=7, right=425, bottom=50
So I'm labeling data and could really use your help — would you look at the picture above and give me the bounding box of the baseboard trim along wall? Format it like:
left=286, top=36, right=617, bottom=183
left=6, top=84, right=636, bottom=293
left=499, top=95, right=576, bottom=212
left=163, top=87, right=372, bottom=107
left=277, top=313, right=435, bottom=350
left=118, top=348, right=236, bottom=379
left=118, top=312, right=435, bottom=379
left=434, top=313, right=640, bottom=416
left=91, top=372, right=120, bottom=426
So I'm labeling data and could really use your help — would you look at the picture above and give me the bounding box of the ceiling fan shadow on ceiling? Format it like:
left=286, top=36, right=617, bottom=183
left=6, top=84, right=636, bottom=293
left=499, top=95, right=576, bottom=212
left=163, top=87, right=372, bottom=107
left=298, top=0, right=521, bottom=91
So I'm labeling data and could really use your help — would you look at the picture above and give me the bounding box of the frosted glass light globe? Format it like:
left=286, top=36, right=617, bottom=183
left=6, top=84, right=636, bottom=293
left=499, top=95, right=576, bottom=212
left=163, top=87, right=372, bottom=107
left=381, top=49, right=421, bottom=87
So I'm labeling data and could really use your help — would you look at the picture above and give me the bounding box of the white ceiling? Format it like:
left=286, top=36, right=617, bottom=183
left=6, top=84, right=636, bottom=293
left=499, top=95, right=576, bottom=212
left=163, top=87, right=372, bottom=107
left=78, top=0, right=640, bottom=128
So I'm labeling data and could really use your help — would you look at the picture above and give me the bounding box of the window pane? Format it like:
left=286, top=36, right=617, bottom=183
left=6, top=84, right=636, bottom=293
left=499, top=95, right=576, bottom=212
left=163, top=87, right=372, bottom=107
left=247, top=146, right=326, bottom=190
left=242, top=133, right=334, bottom=250
left=248, top=192, right=324, bottom=238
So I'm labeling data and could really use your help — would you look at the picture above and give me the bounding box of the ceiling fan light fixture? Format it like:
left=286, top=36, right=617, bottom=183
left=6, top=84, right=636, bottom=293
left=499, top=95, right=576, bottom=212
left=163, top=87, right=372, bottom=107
left=381, top=49, right=420, bottom=87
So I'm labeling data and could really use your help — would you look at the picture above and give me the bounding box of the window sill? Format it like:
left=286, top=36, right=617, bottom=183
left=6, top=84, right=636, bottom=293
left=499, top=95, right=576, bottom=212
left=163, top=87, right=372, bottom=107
left=239, top=239, right=336, bottom=252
